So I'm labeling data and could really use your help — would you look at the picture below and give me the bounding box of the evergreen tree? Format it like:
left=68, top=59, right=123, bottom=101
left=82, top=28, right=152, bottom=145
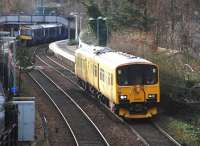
left=16, top=47, right=32, bottom=69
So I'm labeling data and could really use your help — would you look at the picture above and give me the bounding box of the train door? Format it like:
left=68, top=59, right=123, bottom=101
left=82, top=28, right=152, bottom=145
left=107, top=72, right=114, bottom=98
left=87, top=59, right=93, bottom=85
left=93, top=63, right=99, bottom=90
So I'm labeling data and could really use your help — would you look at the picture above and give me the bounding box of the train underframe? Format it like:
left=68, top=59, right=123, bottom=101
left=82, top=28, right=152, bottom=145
left=77, top=78, right=158, bottom=119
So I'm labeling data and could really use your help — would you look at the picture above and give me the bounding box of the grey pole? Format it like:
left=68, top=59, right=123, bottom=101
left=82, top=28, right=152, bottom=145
left=13, top=40, right=16, bottom=96
left=2, top=40, right=4, bottom=86
left=70, top=12, right=79, bottom=40
left=79, top=16, right=82, bottom=35
left=97, top=19, right=99, bottom=45
left=75, top=15, right=78, bottom=40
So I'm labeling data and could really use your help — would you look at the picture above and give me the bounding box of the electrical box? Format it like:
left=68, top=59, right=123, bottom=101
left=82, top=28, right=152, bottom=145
left=13, top=100, right=35, bottom=141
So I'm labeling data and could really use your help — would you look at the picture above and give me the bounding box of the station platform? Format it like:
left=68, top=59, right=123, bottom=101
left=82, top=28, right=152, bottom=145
left=49, top=40, right=78, bottom=62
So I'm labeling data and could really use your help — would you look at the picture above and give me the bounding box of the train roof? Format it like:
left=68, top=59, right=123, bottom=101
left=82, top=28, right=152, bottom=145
left=97, top=51, right=152, bottom=68
left=40, top=23, right=62, bottom=28
left=22, top=25, right=42, bottom=30
left=21, top=23, right=62, bottom=30
left=76, top=46, right=154, bottom=69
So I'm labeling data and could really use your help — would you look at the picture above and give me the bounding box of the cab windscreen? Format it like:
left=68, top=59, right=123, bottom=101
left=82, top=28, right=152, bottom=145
left=117, top=64, right=158, bottom=86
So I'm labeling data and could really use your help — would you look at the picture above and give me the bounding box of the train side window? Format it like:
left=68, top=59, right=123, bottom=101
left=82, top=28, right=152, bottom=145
left=93, top=65, right=98, bottom=77
left=59, top=27, right=61, bottom=34
left=43, top=29, right=45, bottom=36
left=27, top=30, right=32, bottom=36
left=100, top=69, right=104, bottom=81
left=94, top=65, right=97, bottom=77
left=100, top=69, right=102, bottom=80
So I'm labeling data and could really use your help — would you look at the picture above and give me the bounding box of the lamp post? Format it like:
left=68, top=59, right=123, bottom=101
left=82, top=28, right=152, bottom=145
left=70, top=12, right=78, bottom=40
left=79, top=16, right=82, bottom=34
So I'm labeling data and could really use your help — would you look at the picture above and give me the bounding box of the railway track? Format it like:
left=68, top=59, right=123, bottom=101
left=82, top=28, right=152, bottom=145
left=34, top=52, right=145, bottom=145
left=35, top=53, right=182, bottom=146
left=129, top=121, right=180, bottom=146
left=29, top=69, right=110, bottom=146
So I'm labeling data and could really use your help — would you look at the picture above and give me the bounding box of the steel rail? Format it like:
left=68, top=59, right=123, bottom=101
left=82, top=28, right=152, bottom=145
left=152, top=121, right=182, bottom=146
left=36, top=55, right=79, bottom=88
left=39, top=69, right=110, bottom=146
left=47, top=55, right=74, bottom=74
left=28, top=72, right=79, bottom=146
left=30, top=64, right=110, bottom=146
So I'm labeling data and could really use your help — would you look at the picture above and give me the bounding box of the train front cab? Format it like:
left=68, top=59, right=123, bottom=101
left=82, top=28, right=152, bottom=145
left=115, top=63, right=160, bottom=119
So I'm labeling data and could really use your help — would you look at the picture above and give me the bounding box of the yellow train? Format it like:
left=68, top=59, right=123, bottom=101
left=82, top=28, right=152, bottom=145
left=75, top=46, right=160, bottom=118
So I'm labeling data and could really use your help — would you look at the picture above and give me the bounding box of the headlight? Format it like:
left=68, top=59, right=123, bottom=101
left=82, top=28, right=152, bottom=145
left=148, top=94, right=157, bottom=99
left=120, top=95, right=127, bottom=100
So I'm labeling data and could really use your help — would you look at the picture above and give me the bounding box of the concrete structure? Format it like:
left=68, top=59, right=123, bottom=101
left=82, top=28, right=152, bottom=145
left=49, top=40, right=76, bottom=62
left=0, top=15, right=75, bottom=28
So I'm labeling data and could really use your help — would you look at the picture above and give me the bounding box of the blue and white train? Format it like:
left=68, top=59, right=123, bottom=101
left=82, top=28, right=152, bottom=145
left=18, top=23, right=71, bottom=46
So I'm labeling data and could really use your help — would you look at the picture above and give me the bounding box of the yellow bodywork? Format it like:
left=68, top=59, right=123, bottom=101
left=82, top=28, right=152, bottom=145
left=18, top=35, right=32, bottom=40
left=116, top=84, right=160, bottom=104
left=119, top=107, right=158, bottom=118
left=75, top=50, right=160, bottom=119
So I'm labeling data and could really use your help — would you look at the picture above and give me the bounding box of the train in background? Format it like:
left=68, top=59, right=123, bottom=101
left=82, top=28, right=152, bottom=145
left=75, top=46, right=160, bottom=119
left=18, top=23, right=72, bottom=46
